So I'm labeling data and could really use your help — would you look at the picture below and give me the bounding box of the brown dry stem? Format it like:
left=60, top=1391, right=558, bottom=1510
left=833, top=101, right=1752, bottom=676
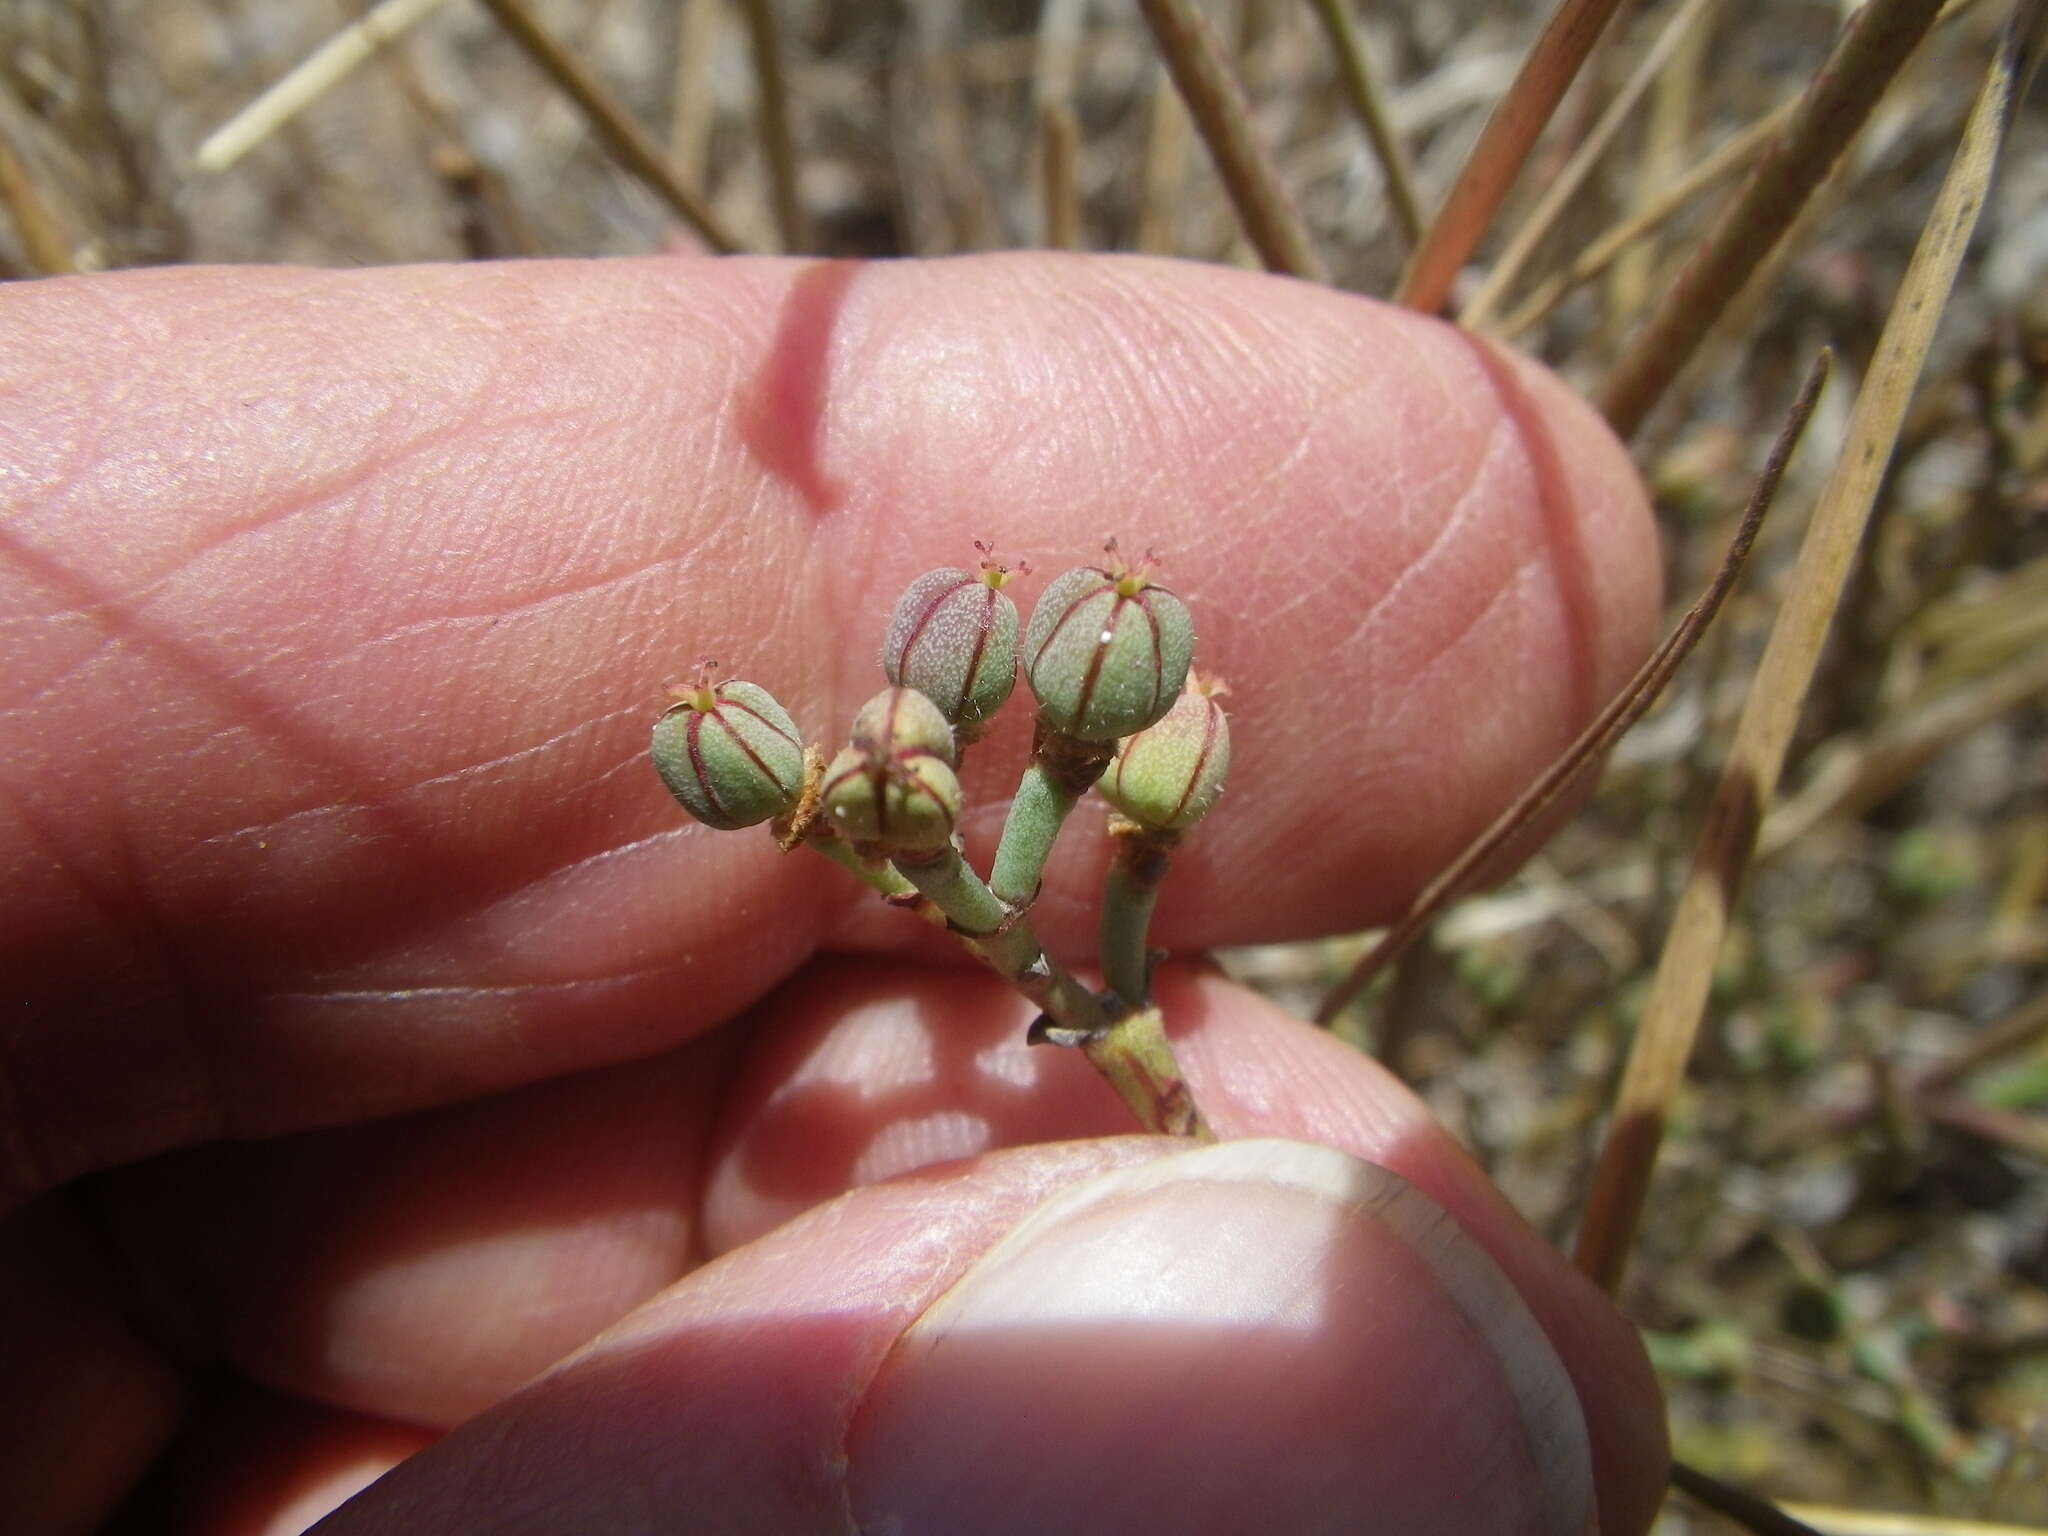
left=1135, top=0, right=1326, bottom=281
left=1575, top=9, right=2030, bottom=1294
left=1397, top=0, right=1633, bottom=313
left=1317, top=349, right=1831, bottom=1028
left=1595, top=0, right=1948, bottom=440
left=476, top=0, right=740, bottom=254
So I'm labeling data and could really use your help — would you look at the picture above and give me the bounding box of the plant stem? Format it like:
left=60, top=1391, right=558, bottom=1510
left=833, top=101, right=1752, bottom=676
left=895, top=844, right=1212, bottom=1141
left=891, top=847, right=1106, bottom=1034
left=803, top=830, right=944, bottom=920
left=1134, top=0, right=1326, bottom=281
left=989, top=722, right=1113, bottom=908
left=476, top=0, right=740, bottom=254
left=1100, top=827, right=1174, bottom=1006
left=1034, top=1005, right=1214, bottom=1142
left=989, top=761, right=1077, bottom=906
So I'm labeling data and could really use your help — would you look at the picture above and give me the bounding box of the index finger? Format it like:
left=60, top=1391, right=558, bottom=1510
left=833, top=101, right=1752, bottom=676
left=0, top=254, right=1657, bottom=1196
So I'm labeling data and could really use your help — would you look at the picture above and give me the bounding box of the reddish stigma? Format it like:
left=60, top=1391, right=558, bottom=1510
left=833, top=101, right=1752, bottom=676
left=973, top=538, right=1028, bottom=589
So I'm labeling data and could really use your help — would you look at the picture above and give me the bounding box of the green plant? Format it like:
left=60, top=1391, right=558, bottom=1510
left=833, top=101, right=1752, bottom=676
left=652, top=544, right=1229, bottom=1141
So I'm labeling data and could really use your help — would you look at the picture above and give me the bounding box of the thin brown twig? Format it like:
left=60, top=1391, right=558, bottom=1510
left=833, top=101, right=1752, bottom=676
left=1607, top=0, right=1711, bottom=326
left=1316, top=350, right=1832, bottom=1028
left=1596, top=0, right=1947, bottom=440
left=1766, top=989, right=2048, bottom=1155
left=1461, top=0, right=1718, bottom=331
left=737, top=0, right=805, bottom=253
left=1921, top=1095, right=2048, bottom=1160
left=1494, top=98, right=1795, bottom=341
left=1761, top=643, right=2048, bottom=853
left=1670, top=1460, right=1828, bottom=1536
left=1305, top=0, right=1424, bottom=252
left=476, top=0, right=739, bottom=254
left=1574, top=8, right=2030, bottom=1294
left=1136, top=0, right=1327, bottom=281
left=345, top=0, right=540, bottom=259
left=1038, top=100, right=1082, bottom=250
left=0, top=118, right=74, bottom=275
left=1396, top=0, right=1633, bottom=313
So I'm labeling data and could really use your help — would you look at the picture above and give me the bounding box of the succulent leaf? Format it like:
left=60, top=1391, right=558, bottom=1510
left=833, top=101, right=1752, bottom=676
left=651, top=679, right=806, bottom=831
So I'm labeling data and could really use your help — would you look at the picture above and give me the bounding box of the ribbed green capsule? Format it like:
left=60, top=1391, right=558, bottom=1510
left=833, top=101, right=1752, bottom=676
left=1098, top=683, right=1230, bottom=833
left=849, top=685, right=957, bottom=766
left=881, top=565, right=1019, bottom=737
left=651, top=680, right=805, bottom=831
left=819, top=744, right=961, bottom=856
left=1023, top=560, right=1193, bottom=741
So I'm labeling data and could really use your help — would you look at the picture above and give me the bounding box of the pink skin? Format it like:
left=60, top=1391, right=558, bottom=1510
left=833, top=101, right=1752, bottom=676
left=1, top=255, right=1664, bottom=1533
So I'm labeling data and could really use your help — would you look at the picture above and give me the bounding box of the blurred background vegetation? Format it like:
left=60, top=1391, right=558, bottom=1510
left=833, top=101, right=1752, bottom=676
left=1, top=0, right=2043, bottom=1529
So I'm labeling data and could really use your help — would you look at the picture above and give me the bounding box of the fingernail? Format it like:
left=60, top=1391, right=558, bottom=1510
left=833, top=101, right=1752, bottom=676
left=847, top=1140, right=1593, bottom=1536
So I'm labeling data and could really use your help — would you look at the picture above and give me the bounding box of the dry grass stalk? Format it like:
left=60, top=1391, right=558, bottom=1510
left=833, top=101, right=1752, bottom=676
left=357, top=15, right=539, bottom=259
left=1760, top=644, right=2048, bottom=854
left=194, top=0, right=457, bottom=175
left=1920, top=1095, right=2048, bottom=1160
left=1572, top=7, right=2034, bottom=1296
left=668, top=0, right=722, bottom=181
left=1396, top=0, right=1632, bottom=313
left=476, top=0, right=740, bottom=255
left=1607, top=0, right=1713, bottom=326
left=1035, top=0, right=1087, bottom=107
left=1038, top=101, right=1082, bottom=249
left=1305, top=0, right=1424, bottom=251
left=1460, top=0, right=1720, bottom=332
left=1779, top=1503, right=2048, bottom=1536
left=1671, top=1460, right=1830, bottom=1535
left=0, top=119, right=75, bottom=275
left=737, top=0, right=806, bottom=253
left=1776, top=989, right=2048, bottom=1150
left=1314, top=350, right=1830, bottom=1027
left=1595, top=0, right=1948, bottom=440
left=1493, top=97, right=1795, bottom=341
left=1135, top=0, right=1327, bottom=281
left=1137, top=62, right=1192, bottom=255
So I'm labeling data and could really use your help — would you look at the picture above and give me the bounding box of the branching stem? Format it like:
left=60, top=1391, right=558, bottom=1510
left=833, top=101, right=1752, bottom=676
left=891, top=846, right=1107, bottom=1035
left=990, top=722, right=1113, bottom=907
left=895, top=840, right=1212, bottom=1141
left=803, top=831, right=942, bottom=923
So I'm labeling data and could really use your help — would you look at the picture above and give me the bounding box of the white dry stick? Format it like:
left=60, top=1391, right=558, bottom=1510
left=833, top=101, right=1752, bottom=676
left=197, top=0, right=460, bottom=174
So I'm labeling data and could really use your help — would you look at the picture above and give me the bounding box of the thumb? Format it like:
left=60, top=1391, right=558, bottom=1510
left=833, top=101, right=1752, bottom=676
left=316, top=1140, right=1600, bottom=1535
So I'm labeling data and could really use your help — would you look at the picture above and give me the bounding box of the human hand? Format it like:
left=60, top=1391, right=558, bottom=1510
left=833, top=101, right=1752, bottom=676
left=2, top=254, right=1666, bottom=1533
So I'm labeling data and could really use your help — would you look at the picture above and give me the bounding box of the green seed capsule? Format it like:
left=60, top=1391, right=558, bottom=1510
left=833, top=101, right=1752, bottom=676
left=819, top=744, right=961, bottom=856
left=849, top=685, right=957, bottom=766
left=1023, top=555, right=1193, bottom=742
left=651, top=679, right=806, bottom=831
left=881, top=562, right=1020, bottom=736
left=1098, top=682, right=1230, bottom=833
